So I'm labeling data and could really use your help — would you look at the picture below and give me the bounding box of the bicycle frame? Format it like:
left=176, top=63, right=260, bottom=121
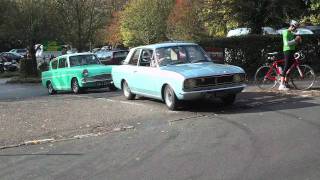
left=265, top=56, right=302, bottom=81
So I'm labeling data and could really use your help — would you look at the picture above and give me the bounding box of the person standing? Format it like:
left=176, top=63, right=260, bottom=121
left=279, top=20, right=302, bottom=91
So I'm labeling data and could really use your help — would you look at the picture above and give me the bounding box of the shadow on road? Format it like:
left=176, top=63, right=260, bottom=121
left=180, top=91, right=319, bottom=114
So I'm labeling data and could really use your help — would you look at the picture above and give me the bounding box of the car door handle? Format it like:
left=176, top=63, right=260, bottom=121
left=133, top=70, right=138, bottom=73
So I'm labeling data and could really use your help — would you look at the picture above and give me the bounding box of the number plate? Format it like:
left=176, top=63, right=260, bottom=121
left=97, top=81, right=107, bottom=87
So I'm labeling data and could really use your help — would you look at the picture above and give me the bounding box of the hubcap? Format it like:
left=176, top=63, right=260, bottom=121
left=48, top=84, right=53, bottom=93
left=73, top=81, right=78, bottom=92
left=123, top=82, right=130, bottom=97
left=165, top=87, right=173, bottom=107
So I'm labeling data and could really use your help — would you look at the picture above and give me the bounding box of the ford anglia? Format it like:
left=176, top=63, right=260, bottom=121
left=112, top=42, right=246, bottom=110
left=42, top=53, right=115, bottom=94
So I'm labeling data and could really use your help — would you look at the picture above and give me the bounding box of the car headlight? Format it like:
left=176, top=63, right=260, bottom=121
left=184, top=79, right=197, bottom=89
left=82, top=69, right=89, bottom=77
left=233, top=74, right=241, bottom=83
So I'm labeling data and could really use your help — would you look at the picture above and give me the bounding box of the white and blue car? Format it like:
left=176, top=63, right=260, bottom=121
left=112, top=42, right=246, bottom=110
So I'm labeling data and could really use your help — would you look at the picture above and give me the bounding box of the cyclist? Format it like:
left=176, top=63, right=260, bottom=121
left=279, top=20, right=302, bottom=91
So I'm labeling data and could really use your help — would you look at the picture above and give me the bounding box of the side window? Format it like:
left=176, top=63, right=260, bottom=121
left=139, top=49, right=153, bottom=67
left=129, top=49, right=141, bottom=65
left=51, top=60, right=58, bottom=69
left=58, top=58, right=67, bottom=68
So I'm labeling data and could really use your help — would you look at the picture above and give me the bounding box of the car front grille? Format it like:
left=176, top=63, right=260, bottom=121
left=184, top=74, right=244, bottom=91
left=91, top=74, right=112, bottom=80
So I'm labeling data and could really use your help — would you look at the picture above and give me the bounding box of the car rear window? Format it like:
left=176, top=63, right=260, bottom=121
left=69, top=54, right=100, bottom=67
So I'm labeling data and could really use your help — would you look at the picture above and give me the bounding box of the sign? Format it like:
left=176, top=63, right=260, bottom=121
left=43, top=41, right=62, bottom=52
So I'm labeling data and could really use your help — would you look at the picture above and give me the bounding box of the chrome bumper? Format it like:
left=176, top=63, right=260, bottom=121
left=178, top=84, right=246, bottom=100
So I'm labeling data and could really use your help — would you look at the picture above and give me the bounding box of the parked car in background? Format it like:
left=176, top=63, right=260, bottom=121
left=0, top=52, right=23, bottom=62
left=303, top=26, right=320, bottom=34
left=9, top=48, right=28, bottom=57
left=227, top=27, right=277, bottom=37
left=0, top=56, right=18, bottom=72
left=277, top=27, right=314, bottom=35
left=112, top=42, right=246, bottom=110
left=97, top=50, right=129, bottom=65
left=91, top=48, right=101, bottom=53
left=41, top=53, right=115, bottom=95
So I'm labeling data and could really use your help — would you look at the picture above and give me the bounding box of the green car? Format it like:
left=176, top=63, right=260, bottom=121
left=41, top=53, right=115, bottom=94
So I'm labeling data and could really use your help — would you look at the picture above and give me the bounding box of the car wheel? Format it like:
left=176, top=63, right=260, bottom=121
left=122, top=81, right=135, bottom=100
left=221, top=94, right=236, bottom=106
left=47, top=81, right=56, bottom=95
left=71, top=78, right=81, bottom=94
left=164, top=85, right=179, bottom=110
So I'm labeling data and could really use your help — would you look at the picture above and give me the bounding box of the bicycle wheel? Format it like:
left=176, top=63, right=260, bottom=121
left=254, top=65, right=278, bottom=90
left=289, top=64, right=316, bottom=90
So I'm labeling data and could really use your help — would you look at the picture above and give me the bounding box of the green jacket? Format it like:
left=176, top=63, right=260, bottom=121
left=282, top=29, right=296, bottom=52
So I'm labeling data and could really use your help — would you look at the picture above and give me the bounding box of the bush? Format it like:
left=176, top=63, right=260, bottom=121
left=200, top=34, right=320, bottom=77
left=19, top=58, right=40, bottom=77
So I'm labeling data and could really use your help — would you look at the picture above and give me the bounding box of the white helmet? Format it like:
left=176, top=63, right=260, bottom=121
left=290, top=20, right=299, bottom=28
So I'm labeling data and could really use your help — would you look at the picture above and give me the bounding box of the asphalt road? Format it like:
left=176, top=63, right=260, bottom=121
left=1, top=81, right=320, bottom=180
left=0, top=79, right=47, bottom=101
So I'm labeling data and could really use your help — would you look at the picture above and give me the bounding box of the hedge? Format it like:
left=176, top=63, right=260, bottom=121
left=200, top=34, right=320, bottom=77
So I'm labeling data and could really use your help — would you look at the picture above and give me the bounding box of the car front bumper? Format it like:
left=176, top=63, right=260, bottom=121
left=178, top=84, right=246, bottom=100
left=81, top=78, right=113, bottom=88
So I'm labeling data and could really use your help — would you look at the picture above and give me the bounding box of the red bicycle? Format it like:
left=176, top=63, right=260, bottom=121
left=255, top=50, right=316, bottom=90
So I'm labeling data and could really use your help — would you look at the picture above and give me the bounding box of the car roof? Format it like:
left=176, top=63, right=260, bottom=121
left=57, top=52, right=94, bottom=59
left=133, top=42, right=198, bottom=50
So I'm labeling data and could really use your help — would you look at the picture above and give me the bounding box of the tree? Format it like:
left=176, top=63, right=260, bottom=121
left=303, top=0, right=320, bottom=25
left=200, top=0, right=237, bottom=37
left=166, top=0, right=206, bottom=41
left=53, top=0, right=110, bottom=51
left=234, top=0, right=307, bottom=34
left=120, top=0, right=174, bottom=47
left=6, top=0, right=60, bottom=76
left=200, top=0, right=308, bottom=36
left=105, top=12, right=123, bottom=48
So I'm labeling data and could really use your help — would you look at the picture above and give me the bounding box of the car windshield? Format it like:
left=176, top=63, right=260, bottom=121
left=69, top=54, right=100, bottom=67
left=155, top=45, right=211, bottom=66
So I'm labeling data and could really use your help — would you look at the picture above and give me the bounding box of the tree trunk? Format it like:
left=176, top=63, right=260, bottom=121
left=28, top=42, right=38, bottom=77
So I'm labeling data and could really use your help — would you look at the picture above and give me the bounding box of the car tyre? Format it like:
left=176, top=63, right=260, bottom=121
left=108, top=83, right=117, bottom=91
left=164, top=85, right=179, bottom=110
left=122, top=81, right=135, bottom=100
left=47, top=81, right=56, bottom=95
left=71, top=78, right=82, bottom=94
left=221, top=94, right=236, bottom=106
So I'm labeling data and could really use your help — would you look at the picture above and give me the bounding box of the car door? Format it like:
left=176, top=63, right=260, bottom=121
left=57, top=57, right=68, bottom=90
left=134, top=49, right=158, bottom=97
left=125, top=49, right=141, bottom=92
left=50, top=59, right=60, bottom=90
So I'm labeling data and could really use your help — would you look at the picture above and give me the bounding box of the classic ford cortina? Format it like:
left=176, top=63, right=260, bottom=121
left=112, top=42, right=246, bottom=110
left=42, top=53, right=115, bottom=94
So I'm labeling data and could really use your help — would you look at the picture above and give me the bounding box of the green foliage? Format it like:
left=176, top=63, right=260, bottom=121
left=53, top=0, right=110, bottom=51
left=120, top=0, right=174, bottom=47
left=302, top=0, right=320, bottom=25
left=200, top=0, right=237, bottom=37
left=166, top=0, right=205, bottom=41
left=200, top=0, right=308, bottom=37
left=200, top=35, right=320, bottom=76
